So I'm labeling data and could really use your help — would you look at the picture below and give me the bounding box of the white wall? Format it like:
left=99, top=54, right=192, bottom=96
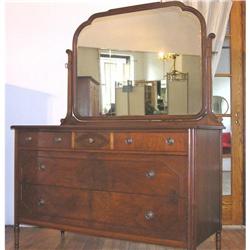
left=144, top=52, right=166, bottom=81
left=5, top=0, right=153, bottom=225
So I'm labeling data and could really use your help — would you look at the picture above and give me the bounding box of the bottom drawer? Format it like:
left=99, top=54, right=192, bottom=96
left=20, top=184, right=187, bottom=241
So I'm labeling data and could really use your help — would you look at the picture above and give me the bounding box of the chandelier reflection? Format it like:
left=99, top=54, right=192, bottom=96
left=159, top=52, right=188, bottom=81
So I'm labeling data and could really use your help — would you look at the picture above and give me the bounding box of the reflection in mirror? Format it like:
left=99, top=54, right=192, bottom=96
left=76, top=6, right=202, bottom=117
left=212, top=77, right=231, bottom=114
left=212, top=96, right=229, bottom=114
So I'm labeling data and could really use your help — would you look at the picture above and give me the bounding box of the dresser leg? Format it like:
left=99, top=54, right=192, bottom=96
left=61, top=230, right=65, bottom=239
left=216, top=231, right=221, bottom=250
left=14, top=224, right=20, bottom=250
left=187, top=242, right=196, bottom=250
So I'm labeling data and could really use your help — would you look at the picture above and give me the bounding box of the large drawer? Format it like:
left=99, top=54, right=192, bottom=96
left=113, top=132, right=188, bottom=152
left=20, top=184, right=187, bottom=241
left=18, top=131, right=71, bottom=149
left=20, top=152, right=187, bottom=197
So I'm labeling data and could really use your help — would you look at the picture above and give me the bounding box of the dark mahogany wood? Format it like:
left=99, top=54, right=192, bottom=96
left=14, top=130, right=20, bottom=250
left=11, top=2, right=223, bottom=250
left=216, top=231, right=221, bottom=250
left=61, top=49, right=73, bottom=125
left=74, top=131, right=110, bottom=149
left=14, top=224, right=19, bottom=250
left=18, top=131, right=71, bottom=148
left=113, top=131, right=188, bottom=152
left=19, top=151, right=188, bottom=197
left=12, top=127, right=222, bottom=249
left=194, top=129, right=221, bottom=246
left=75, top=76, right=100, bottom=117
left=20, top=184, right=187, bottom=242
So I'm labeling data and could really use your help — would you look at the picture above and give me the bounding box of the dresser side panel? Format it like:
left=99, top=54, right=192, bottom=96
left=195, top=129, right=222, bottom=245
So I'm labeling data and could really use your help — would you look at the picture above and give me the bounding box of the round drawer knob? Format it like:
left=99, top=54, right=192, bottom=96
left=165, top=137, right=174, bottom=145
left=38, top=163, right=46, bottom=171
left=125, top=138, right=133, bottom=144
left=145, top=170, right=155, bottom=179
left=145, top=210, right=154, bottom=220
left=54, top=137, right=63, bottom=143
left=37, top=199, right=45, bottom=206
left=25, top=136, right=32, bottom=142
left=88, top=138, right=95, bottom=144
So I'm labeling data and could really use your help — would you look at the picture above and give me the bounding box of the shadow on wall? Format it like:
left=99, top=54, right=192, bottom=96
left=5, top=84, right=53, bottom=225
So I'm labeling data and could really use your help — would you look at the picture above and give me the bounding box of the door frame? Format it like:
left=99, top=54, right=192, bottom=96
left=222, top=1, right=245, bottom=225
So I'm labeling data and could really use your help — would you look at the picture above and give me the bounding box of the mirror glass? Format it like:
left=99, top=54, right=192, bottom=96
left=212, top=77, right=230, bottom=114
left=76, top=6, right=202, bottom=117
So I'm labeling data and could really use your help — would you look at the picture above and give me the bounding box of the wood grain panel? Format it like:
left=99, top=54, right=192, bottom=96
left=222, top=196, right=232, bottom=224
left=75, top=132, right=110, bottom=149
left=194, top=129, right=221, bottom=245
left=230, top=1, right=245, bottom=225
left=90, top=191, right=187, bottom=240
left=20, top=184, right=90, bottom=220
left=20, top=184, right=187, bottom=241
left=19, top=131, right=71, bottom=149
left=113, top=132, right=188, bottom=152
left=20, top=151, right=187, bottom=197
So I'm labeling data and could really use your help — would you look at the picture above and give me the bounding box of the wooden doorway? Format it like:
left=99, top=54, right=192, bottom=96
left=213, top=1, right=245, bottom=225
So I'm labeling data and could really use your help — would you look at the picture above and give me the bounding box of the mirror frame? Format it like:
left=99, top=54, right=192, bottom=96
left=61, top=1, right=216, bottom=124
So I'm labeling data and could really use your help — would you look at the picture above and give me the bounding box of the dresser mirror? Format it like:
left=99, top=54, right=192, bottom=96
left=70, top=2, right=208, bottom=120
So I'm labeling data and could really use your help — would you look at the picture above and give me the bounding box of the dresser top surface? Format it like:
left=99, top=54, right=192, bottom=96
left=11, top=122, right=223, bottom=131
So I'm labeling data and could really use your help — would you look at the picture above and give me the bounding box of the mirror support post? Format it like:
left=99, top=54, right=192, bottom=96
left=61, top=49, right=73, bottom=125
left=206, top=33, right=216, bottom=114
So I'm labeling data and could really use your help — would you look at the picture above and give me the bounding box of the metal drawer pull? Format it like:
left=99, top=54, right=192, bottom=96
left=38, top=164, right=46, bottom=171
left=88, top=137, right=95, bottom=144
left=54, top=137, right=63, bottom=143
left=125, top=138, right=133, bottom=144
left=165, top=137, right=174, bottom=145
left=145, top=210, right=154, bottom=220
left=24, top=136, right=32, bottom=142
left=145, top=170, right=155, bottom=179
left=37, top=199, right=45, bottom=206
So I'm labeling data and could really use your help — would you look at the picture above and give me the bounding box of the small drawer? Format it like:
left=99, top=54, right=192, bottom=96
left=18, top=132, right=38, bottom=147
left=18, top=131, right=71, bottom=148
left=113, top=132, right=187, bottom=152
left=74, top=132, right=110, bottom=149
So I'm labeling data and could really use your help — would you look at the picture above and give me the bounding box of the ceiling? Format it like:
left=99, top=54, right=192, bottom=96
left=77, top=6, right=201, bottom=56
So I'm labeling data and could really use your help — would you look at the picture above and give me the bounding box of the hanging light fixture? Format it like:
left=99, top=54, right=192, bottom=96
left=159, top=52, right=188, bottom=81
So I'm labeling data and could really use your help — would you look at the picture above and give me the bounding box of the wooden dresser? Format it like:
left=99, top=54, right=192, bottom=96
left=12, top=2, right=223, bottom=250
left=12, top=124, right=222, bottom=249
left=76, top=76, right=100, bottom=117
